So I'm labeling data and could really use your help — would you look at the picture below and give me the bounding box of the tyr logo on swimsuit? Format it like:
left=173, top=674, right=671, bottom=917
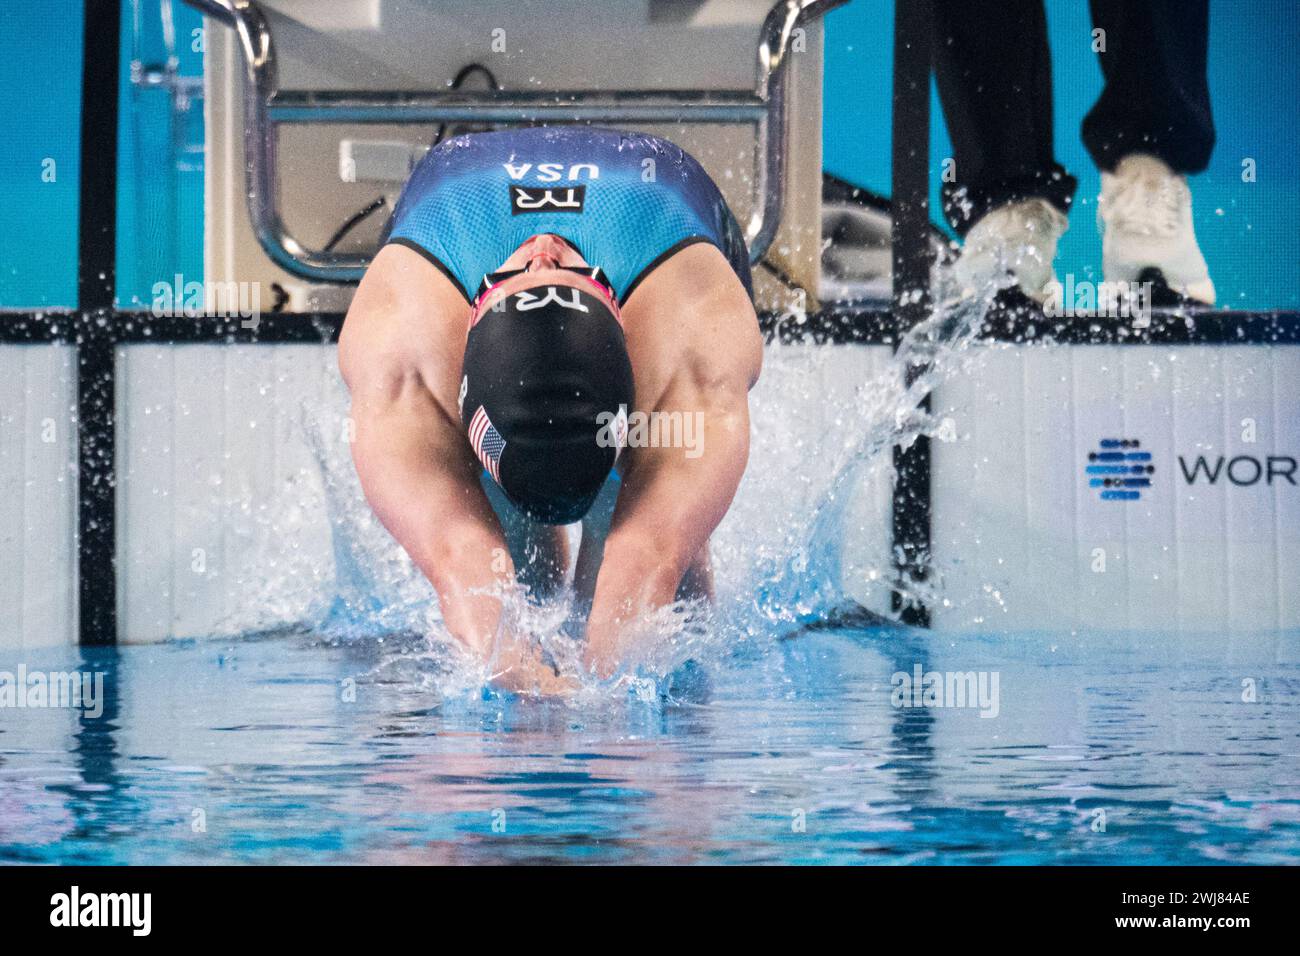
left=510, top=185, right=586, bottom=214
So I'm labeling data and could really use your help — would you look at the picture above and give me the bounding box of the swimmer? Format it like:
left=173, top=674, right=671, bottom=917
left=339, top=126, right=762, bottom=693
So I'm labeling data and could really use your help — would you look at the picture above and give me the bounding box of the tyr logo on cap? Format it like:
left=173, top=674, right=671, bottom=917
left=510, top=185, right=586, bottom=214
left=514, top=287, right=590, bottom=313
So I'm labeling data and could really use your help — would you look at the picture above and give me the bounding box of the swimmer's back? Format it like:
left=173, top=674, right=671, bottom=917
left=383, top=126, right=753, bottom=304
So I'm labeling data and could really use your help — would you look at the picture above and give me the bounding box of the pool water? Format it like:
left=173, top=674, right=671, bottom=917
left=5, top=267, right=1295, bottom=865
left=2, top=627, right=1297, bottom=865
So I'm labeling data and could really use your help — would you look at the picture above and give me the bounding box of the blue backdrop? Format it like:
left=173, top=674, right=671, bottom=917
left=1, top=0, right=1296, bottom=310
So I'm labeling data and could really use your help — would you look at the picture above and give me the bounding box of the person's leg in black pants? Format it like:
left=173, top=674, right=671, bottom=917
left=932, top=0, right=1215, bottom=304
left=932, top=0, right=1077, bottom=237
left=1086, top=0, right=1216, bottom=303
left=1082, top=0, right=1215, bottom=174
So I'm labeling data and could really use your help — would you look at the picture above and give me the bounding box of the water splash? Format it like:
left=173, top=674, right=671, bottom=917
left=717, top=263, right=1006, bottom=631
left=210, top=261, right=1006, bottom=703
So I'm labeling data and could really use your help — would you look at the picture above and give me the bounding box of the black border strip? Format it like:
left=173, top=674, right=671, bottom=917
left=3, top=307, right=1297, bottom=346
left=977, top=303, right=1300, bottom=344
left=889, top=0, right=934, bottom=628
left=765, top=305, right=1300, bottom=345
left=0, top=864, right=1293, bottom=933
left=0, top=311, right=81, bottom=342
left=75, top=0, right=121, bottom=647
left=112, top=312, right=346, bottom=343
left=762, top=306, right=897, bottom=344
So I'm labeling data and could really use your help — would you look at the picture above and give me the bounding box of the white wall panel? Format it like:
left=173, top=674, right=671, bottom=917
left=1169, top=348, right=1229, bottom=632
left=820, top=344, right=896, bottom=615
left=117, top=344, right=339, bottom=643
left=111, top=339, right=1296, bottom=642
left=0, top=345, right=77, bottom=650
left=932, top=344, right=1300, bottom=637
left=716, top=342, right=895, bottom=615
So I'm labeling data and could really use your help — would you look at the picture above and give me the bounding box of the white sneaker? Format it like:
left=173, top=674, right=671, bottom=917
left=954, top=198, right=1069, bottom=304
left=1097, top=153, right=1215, bottom=305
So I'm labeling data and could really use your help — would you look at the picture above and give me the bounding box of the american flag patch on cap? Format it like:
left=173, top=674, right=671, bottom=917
left=468, top=405, right=506, bottom=483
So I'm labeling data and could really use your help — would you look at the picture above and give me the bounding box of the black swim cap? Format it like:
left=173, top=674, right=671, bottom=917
left=460, top=283, right=634, bottom=524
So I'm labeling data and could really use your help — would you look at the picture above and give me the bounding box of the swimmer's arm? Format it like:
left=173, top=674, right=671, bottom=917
left=348, top=381, right=573, bottom=695
left=583, top=355, right=756, bottom=678
left=347, top=367, right=509, bottom=655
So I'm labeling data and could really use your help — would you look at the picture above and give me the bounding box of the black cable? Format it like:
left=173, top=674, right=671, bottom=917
left=431, top=62, right=501, bottom=148
left=757, top=257, right=800, bottom=289
left=324, top=63, right=501, bottom=254
left=323, top=195, right=387, bottom=252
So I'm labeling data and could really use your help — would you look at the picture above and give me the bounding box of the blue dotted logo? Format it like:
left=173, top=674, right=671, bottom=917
left=1087, top=438, right=1155, bottom=500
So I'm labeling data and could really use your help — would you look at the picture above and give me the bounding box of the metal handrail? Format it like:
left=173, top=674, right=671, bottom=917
left=184, top=0, right=846, bottom=283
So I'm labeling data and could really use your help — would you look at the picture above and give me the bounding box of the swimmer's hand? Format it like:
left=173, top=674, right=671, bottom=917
left=487, top=636, right=578, bottom=697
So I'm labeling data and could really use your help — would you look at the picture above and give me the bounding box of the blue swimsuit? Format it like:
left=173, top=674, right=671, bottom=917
left=382, top=126, right=753, bottom=304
